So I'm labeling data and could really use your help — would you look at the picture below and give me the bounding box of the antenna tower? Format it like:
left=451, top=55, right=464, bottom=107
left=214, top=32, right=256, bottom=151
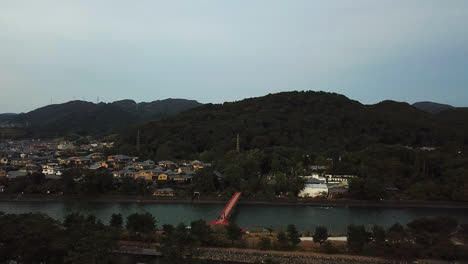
left=136, top=130, right=141, bottom=153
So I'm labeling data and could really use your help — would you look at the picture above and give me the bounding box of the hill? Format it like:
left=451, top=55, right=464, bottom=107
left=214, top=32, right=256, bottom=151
left=117, top=91, right=468, bottom=201
left=413, top=101, right=454, bottom=114
left=118, top=91, right=467, bottom=159
left=0, top=99, right=202, bottom=137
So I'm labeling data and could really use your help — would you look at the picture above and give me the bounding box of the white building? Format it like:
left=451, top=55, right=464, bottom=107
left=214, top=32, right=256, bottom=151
left=42, top=163, right=63, bottom=177
left=299, top=184, right=328, bottom=198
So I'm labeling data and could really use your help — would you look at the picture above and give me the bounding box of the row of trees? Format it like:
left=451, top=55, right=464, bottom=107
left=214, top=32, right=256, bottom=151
left=1, top=211, right=467, bottom=262
left=346, top=216, right=467, bottom=260
left=0, top=169, right=158, bottom=196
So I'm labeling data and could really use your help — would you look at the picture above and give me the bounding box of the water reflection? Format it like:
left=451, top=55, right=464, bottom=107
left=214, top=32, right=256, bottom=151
left=0, top=201, right=467, bottom=233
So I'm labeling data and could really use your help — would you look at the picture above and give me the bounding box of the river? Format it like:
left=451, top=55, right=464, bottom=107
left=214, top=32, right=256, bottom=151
left=1, top=201, right=467, bottom=234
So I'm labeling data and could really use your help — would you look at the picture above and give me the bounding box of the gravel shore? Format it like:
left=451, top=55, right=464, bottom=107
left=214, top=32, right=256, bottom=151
left=200, top=248, right=394, bottom=264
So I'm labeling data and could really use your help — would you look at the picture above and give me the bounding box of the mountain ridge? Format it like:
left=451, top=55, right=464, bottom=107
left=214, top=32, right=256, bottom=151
left=0, top=98, right=202, bottom=137
left=117, top=91, right=468, bottom=159
left=412, top=101, right=455, bottom=114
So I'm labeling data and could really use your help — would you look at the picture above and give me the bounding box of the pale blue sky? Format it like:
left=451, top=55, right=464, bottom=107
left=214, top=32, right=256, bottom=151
left=1, top=0, right=467, bottom=113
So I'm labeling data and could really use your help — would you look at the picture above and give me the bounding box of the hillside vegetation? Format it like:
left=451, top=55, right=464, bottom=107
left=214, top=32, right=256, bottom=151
left=1, top=99, right=201, bottom=137
left=120, top=91, right=467, bottom=157
left=118, top=91, right=468, bottom=201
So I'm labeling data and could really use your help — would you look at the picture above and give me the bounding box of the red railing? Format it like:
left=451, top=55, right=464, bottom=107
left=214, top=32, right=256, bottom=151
left=208, top=192, right=242, bottom=226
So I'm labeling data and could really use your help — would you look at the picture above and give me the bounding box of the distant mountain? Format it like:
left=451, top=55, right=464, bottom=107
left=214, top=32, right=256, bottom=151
left=0, top=99, right=202, bottom=137
left=413, top=101, right=454, bottom=114
left=118, top=91, right=468, bottom=159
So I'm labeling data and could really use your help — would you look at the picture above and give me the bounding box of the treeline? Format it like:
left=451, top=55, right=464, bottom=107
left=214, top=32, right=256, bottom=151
left=0, top=169, right=178, bottom=196
left=1, top=211, right=467, bottom=263
left=345, top=216, right=468, bottom=260
left=193, top=148, right=307, bottom=198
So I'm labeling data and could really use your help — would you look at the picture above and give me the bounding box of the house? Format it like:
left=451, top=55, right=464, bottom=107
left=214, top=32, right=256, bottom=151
left=10, top=159, right=30, bottom=167
left=0, top=169, right=6, bottom=178
left=6, top=171, right=28, bottom=179
left=142, top=160, right=155, bottom=169
left=42, top=163, right=62, bottom=176
left=134, top=170, right=157, bottom=181
left=153, top=188, right=174, bottom=197
left=169, top=174, right=192, bottom=184
left=301, top=174, right=327, bottom=184
left=25, top=163, right=41, bottom=173
left=108, top=155, right=132, bottom=163
left=113, top=170, right=135, bottom=178
left=305, top=178, right=322, bottom=184
left=325, top=174, right=357, bottom=183
left=191, top=160, right=210, bottom=171
left=57, top=142, right=75, bottom=150
left=157, top=173, right=168, bottom=181
left=158, top=161, right=176, bottom=169
left=65, top=157, right=91, bottom=166
left=87, top=153, right=104, bottom=161
left=298, top=184, right=328, bottom=198
left=310, top=165, right=328, bottom=171
left=89, top=164, right=103, bottom=170
left=177, top=166, right=194, bottom=175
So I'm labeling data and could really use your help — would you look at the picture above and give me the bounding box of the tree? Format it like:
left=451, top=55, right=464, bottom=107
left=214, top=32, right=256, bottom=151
left=347, top=224, right=370, bottom=253
left=259, top=237, right=272, bottom=250
left=313, top=226, right=328, bottom=244
left=158, top=223, right=198, bottom=264
left=110, top=213, right=123, bottom=229
left=0, top=213, right=63, bottom=263
left=190, top=219, right=212, bottom=246
left=226, top=223, right=243, bottom=244
left=287, top=224, right=301, bottom=247
left=192, top=167, right=217, bottom=194
left=371, top=225, right=386, bottom=245
left=162, top=224, right=175, bottom=234
left=266, top=226, right=274, bottom=235
left=349, top=178, right=384, bottom=200
left=126, top=212, right=156, bottom=234
left=386, top=223, right=406, bottom=245
left=407, top=217, right=458, bottom=248
left=30, top=172, right=45, bottom=185
left=62, top=170, right=77, bottom=194
left=63, top=213, right=115, bottom=264
left=276, top=231, right=289, bottom=249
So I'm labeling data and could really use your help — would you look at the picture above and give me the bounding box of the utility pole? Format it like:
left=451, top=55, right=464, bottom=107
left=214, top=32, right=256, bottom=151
left=136, top=130, right=141, bottom=154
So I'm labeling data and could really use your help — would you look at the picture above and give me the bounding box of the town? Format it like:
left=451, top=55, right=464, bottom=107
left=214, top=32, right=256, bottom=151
left=0, top=138, right=355, bottom=199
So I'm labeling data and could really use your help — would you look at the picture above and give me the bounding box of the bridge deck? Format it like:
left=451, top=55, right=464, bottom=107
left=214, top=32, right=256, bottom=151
left=208, top=192, right=241, bottom=225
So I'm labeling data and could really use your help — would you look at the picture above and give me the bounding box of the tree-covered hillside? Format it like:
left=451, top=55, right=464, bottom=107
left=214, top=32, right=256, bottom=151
left=117, top=91, right=468, bottom=201
left=413, top=101, right=454, bottom=114
left=119, top=91, right=467, bottom=159
left=1, top=99, right=201, bottom=137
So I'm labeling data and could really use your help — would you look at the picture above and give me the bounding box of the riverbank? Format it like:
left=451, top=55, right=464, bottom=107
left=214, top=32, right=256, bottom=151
left=118, top=246, right=464, bottom=264
left=1, top=193, right=468, bottom=209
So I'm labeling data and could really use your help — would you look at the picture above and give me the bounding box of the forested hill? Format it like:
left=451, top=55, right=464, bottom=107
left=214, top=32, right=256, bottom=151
left=413, top=101, right=454, bottom=114
left=118, top=91, right=468, bottom=159
left=1, top=99, right=201, bottom=137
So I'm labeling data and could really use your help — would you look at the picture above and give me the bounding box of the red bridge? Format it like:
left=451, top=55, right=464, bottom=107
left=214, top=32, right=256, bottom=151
left=208, top=192, right=242, bottom=226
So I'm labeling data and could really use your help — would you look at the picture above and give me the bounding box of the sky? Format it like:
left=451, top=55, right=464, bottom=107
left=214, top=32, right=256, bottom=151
left=1, top=0, right=468, bottom=113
